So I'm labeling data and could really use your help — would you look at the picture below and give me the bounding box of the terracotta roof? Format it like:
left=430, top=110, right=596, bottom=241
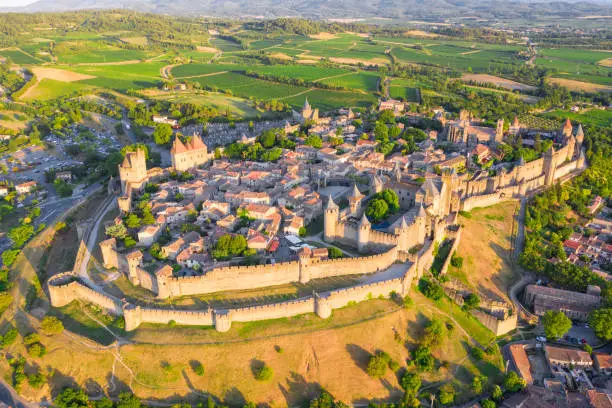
left=509, top=344, right=533, bottom=384
left=594, top=353, right=612, bottom=370
left=586, top=390, right=612, bottom=408
left=545, top=345, right=593, bottom=365
left=171, top=136, right=187, bottom=154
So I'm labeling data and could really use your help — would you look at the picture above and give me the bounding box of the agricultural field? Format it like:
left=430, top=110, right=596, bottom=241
left=19, top=78, right=94, bottom=101
left=388, top=78, right=420, bottom=102
left=68, top=62, right=166, bottom=91
left=0, top=110, right=30, bottom=130
left=142, top=89, right=280, bottom=119
left=0, top=48, right=45, bottom=64
left=542, top=108, right=612, bottom=128
left=53, top=41, right=155, bottom=64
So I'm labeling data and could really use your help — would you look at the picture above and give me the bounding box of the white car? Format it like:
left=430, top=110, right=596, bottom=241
left=536, top=336, right=547, bottom=342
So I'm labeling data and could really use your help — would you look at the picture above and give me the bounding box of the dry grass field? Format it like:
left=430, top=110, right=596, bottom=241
left=8, top=291, right=500, bottom=406
left=461, top=74, right=536, bottom=92
left=450, top=201, right=520, bottom=303
left=547, top=77, right=612, bottom=93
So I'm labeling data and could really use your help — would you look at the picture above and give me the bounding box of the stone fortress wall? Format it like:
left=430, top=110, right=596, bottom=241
left=48, top=244, right=422, bottom=332
left=47, top=118, right=587, bottom=334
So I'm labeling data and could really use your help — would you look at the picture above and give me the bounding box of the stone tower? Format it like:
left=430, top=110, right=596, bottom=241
left=100, top=238, right=119, bottom=269
left=415, top=203, right=427, bottom=243
left=566, top=134, right=576, bottom=161
left=357, top=213, right=371, bottom=253
left=395, top=216, right=410, bottom=252
left=372, top=174, right=384, bottom=194
left=543, top=146, right=557, bottom=187
left=118, top=148, right=147, bottom=194
left=126, top=250, right=144, bottom=285
left=494, top=119, right=504, bottom=143
left=561, top=118, right=573, bottom=142
left=575, top=124, right=584, bottom=153
left=323, top=195, right=339, bottom=243
left=348, top=184, right=363, bottom=216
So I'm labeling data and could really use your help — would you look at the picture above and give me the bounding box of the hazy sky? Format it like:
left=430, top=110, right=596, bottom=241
left=0, top=0, right=36, bottom=6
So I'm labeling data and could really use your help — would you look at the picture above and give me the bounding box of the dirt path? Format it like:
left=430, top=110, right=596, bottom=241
left=171, top=70, right=228, bottom=80
left=312, top=71, right=355, bottom=83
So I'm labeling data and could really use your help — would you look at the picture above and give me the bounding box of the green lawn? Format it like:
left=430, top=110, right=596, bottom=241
left=20, top=78, right=94, bottom=101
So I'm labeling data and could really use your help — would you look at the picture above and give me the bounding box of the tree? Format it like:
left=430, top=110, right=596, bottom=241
left=438, top=384, right=455, bottom=405
left=504, top=371, right=526, bottom=393
left=309, top=391, right=347, bottom=408
left=153, top=124, right=173, bottom=145
left=54, top=180, right=73, bottom=197
left=411, top=344, right=434, bottom=372
left=116, top=392, right=141, bottom=408
left=8, top=224, right=34, bottom=248
left=463, top=293, right=480, bottom=310
left=379, top=109, right=396, bottom=124
left=366, top=198, right=388, bottom=222
left=471, top=376, right=486, bottom=394
left=542, top=310, right=572, bottom=340
left=55, top=388, right=89, bottom=408
left=589, top=308, right=612, bottom=341
left=379, top=189, right=399, bottom=212
left=366, top=351, right=389, bottom=378
left=328, top=247, right=343, bottom=259
left=400, top=372, right=421, bottom=407
left=2, top=249, right=20, bottom=266
left=41, top=316, right=64, bottom=335
left=491, top=384, right=503, bottom=401
left=125, top=213, right=141, bottom=229
left=374, top=121, right=389, bottom=142
left=254, top=363, right=273, bottom=381
left=423, top=318, right=447, bottom=348
left=481, top=399, right=496, bottom=408
left=305, top=134, right=322, bottom=149
left=105, top=223, right=128, bottom=239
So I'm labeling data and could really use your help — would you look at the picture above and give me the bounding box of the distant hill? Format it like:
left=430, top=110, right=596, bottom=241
left=6, top=0, right=612, bottom=21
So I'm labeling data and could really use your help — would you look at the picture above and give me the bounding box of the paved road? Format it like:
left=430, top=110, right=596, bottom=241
left=0, top=183, right=102, bottom=255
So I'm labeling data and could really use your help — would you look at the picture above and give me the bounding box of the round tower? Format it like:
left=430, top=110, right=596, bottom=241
left=323, top=195, right=339, bottom=243
left=357, top=213, right=371, bottom=253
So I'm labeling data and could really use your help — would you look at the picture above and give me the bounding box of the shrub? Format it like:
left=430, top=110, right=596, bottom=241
left=41, top=316, right=64, bottom=335
left=27, top=372, right=46, bottom=389
left=366, top=351, right=390, bottom=378
left=418, top=278, right=444, bottom=301
left=192, top=361, right=205, bottom=376
left=450, top=252, right=463, bottom=268
left=23, top=332, right=40, bottom=345
left=402, top=295, right=414, bottom=308
left=2, top=249, right=20, bottom=266
left=411, top=345, right=434, bottom=372
left=328, top=247, right=343, bottom=259
left=254, top=363, right=273, bottom=381
left=27, top=342, right=47, bottom=358
left=471, top=347, right=485, bottom=361
left=167, top=320, right=176, bottom=328
left=1, top=327, right=18, bottom=347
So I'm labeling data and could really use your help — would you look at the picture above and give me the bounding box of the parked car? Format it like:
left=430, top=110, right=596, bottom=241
left=581, top=338, right=587, bottom=344
left=536, top=336, right=547, bottom=342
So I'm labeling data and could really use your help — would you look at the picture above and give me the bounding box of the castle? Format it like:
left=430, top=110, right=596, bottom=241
left=47, top=107, right=587, bottom=336
left=170, top=133, right=214, bottom=172
left=116, top=133, right=213, bottom=212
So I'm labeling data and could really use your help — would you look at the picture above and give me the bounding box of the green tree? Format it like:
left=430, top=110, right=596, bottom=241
left=463, top=293, right=480, bottom=310
left=589, top=308, right=612, bottom=341
left=491, top=384, right=503, bottom=401
left=481, top=399, right=496, bottom=408
left=366, top=351, right=389, bottom=378
left=8, top=224, right=34, bottom=248
left=2, top=249, right=20, bottom=266
left=153, top=124, right=173, bottom=145
left=125, top=213, right=141, bottom=229
left=328, top=247, right=343, bottom=259
left=438, top=384, right=455, bottom=405
left=423, top=318, right=448, bottom=348
left=411, top=344, right=434, bottom=372
left=41, top=316, right=64, bottom=335
left=471, top=375, right=486, bottom=394
left=105, top=223, right=128, bottom=239
left=55, top=388, right=89, bottom=408
left=116, top=392, right=141, bottom=408
left=254, top=363, right=273, bottom=381
left=366, top=198, right=388, bottom=222
left=378, top=109, right=396, bottom=124
left=504, top=371, right=526, bottom=393
left=54, top=180, right=73, bottom=197
left=400, top=372, right=421, bottom=407
left=542, top=310, right=572, bottom=340
left=374, top=121, right=389, bottom=142
left=305, top=134, right=322, bottom=149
